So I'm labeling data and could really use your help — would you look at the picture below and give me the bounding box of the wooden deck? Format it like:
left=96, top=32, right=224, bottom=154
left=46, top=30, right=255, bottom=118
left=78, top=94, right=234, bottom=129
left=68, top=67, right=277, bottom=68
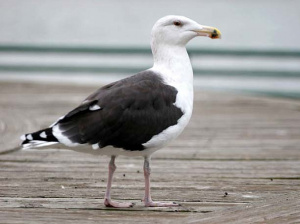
left=0, top=81, right=300, bottom=223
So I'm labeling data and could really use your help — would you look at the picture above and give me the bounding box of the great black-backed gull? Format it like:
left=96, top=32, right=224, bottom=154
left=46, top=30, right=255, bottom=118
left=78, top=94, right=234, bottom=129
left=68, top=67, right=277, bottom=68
left=21, top=15, right=221, bottom=208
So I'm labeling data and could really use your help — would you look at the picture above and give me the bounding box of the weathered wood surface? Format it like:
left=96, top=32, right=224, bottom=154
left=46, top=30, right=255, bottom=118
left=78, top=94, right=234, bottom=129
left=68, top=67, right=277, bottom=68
left=0, top=81, right=300, bottom=224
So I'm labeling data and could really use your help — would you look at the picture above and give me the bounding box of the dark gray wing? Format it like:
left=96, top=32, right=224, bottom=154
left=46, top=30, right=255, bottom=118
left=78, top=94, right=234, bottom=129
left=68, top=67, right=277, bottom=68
left=56, top=70, right=184, bottom=151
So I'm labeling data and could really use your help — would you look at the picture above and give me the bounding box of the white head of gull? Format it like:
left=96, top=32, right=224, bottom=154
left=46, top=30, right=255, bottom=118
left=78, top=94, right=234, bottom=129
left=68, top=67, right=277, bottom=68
left=20, top=15, right=221, bottom=208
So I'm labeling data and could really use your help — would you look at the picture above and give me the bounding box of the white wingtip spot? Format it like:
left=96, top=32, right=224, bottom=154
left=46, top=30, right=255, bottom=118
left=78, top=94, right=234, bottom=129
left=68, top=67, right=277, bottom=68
left=92, top=143, right=99, bottom=150
left=89, top=105, right=101, bottom=111
left=40, top=131, right=47, bottom=138
left=26, top=134, right=33, bottom=141
left=20, top=135, right=26, bottom=141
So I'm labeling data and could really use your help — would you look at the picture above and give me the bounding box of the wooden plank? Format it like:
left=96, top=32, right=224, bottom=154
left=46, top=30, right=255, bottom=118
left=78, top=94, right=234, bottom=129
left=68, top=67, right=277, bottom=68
left=0, top=81, right=300, bottom=223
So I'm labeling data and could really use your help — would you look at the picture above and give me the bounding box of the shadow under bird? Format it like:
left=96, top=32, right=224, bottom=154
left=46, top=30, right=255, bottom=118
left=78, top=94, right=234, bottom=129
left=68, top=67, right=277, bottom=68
left=21, top=15, right=221, bottom=208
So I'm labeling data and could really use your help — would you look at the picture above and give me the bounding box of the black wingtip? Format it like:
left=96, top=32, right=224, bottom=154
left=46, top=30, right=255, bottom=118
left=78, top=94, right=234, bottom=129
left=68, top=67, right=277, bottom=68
left=20, top=128, right=58, bottom=145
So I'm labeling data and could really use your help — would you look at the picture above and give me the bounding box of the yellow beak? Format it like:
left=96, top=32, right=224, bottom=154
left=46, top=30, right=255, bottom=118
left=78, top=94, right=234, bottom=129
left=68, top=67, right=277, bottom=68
left=194, top=25, right=222, bottom=39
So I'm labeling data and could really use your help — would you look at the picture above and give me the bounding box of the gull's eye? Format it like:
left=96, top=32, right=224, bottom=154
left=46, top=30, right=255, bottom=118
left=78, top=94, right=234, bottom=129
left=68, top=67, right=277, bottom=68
left=173, top=20, right=182, bottom=27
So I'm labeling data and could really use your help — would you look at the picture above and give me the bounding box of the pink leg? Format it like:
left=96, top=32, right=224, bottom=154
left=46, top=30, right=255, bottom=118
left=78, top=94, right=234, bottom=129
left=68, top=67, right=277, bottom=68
left=104, top=156, right=134, bottom=208
left=143, top=156, right=180, bottom=207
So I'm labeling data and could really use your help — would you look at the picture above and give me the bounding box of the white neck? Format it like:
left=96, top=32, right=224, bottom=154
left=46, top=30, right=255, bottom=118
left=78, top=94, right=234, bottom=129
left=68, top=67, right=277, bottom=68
left=150, top=43, right=193, bottom=87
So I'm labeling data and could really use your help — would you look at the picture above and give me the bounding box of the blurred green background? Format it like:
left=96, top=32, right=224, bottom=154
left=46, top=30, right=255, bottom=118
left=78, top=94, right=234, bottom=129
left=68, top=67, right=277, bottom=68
left=0, top=0, right=300, bottom=98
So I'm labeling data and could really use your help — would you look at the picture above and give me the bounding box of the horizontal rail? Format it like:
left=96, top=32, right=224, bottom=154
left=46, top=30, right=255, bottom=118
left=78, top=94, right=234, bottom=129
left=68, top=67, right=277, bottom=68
left=0, top=44, right=300, bottom=58
left=0, top=64, right=299, bottom=77
left=0, top=44, right=299, bottom=77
